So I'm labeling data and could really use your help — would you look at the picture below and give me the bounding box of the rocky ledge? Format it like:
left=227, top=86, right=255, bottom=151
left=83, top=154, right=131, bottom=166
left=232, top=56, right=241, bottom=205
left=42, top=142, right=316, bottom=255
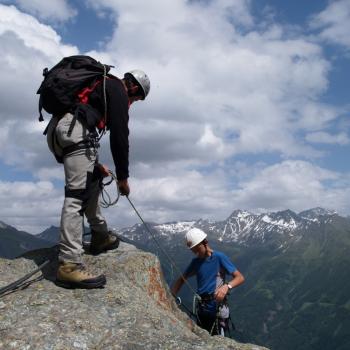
left=0, top=241, right=268, bottom=350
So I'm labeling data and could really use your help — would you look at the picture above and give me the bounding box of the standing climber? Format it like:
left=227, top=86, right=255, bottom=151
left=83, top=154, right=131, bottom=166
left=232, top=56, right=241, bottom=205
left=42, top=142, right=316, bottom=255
left=171, top=228, right=245, bottom=335
left=45, top=63, right=150, bottom=289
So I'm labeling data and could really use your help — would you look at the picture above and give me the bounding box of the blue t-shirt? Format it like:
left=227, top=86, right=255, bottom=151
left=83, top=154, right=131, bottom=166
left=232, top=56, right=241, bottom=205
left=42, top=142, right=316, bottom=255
left=184, top=251, right=237, bottom=295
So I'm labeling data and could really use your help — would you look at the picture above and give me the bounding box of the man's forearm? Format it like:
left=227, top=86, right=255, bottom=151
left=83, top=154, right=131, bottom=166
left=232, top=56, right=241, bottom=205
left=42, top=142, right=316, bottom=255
left=171, top=276, right=186, bottom=296
left=227, top=270, right=245, bottom=288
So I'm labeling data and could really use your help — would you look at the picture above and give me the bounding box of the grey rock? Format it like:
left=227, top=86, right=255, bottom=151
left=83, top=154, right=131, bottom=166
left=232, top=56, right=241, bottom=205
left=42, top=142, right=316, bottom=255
left=0, top=244, right=268, bottom=350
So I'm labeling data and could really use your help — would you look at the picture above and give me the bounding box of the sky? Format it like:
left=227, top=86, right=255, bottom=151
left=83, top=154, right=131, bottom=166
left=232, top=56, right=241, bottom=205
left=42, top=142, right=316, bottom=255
left=0, top=0, right=349, bottom=233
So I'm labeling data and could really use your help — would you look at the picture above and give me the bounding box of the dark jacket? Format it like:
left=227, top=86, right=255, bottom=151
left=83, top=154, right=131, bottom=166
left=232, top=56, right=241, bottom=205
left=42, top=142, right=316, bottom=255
left=88, top=78, right=129, bottom=180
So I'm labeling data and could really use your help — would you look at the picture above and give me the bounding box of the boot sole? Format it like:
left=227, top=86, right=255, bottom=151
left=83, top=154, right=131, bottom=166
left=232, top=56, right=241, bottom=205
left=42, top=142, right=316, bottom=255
left=55, top=277, right=106, bottom=289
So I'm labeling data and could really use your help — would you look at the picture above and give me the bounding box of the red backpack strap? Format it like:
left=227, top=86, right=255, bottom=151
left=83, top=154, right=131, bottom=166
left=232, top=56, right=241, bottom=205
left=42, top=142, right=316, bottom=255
left=77, top=80, right=102, bottom=104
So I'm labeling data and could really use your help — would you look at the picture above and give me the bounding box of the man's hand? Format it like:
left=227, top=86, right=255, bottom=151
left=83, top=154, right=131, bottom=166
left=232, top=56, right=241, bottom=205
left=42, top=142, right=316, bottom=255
left=97, top=163, right=110, bottom=178
left=118, top=179, right=130, bottom=196
left=214, top=284, right=229, bottom=302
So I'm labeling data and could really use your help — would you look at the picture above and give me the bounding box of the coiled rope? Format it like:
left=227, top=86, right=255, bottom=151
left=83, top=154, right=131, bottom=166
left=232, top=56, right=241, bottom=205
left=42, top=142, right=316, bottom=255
left=0, top=260, right=50, bottom=298
left=100, top=171, right=120, bottom=208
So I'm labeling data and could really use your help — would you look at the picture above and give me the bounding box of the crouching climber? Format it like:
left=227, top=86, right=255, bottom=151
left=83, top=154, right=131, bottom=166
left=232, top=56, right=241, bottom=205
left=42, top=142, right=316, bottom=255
left=41, top=56, right=151, bottom=289
left=171, top=228, right=245, bottom=336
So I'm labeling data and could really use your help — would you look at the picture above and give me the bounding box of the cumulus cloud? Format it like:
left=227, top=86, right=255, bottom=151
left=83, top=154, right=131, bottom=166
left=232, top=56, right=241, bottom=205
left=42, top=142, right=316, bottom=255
left=103, top=160, right=350, bottom=231
left=0, top=180, right=63, bottom=232
left=230, top=160, right=350, bottom=215
left=88, top=0, right=336, bottom=165
left=0, top=0, right=77, bottom=22
left=0, top=1, right=349, bottom=232
left=99, top=168, right=232, bottom=230
left=306, top=131, right=350, bottom=145
left=0, top=4, right=78, bottom=172
left=0, top=1, right=341, bottom=171
left=0, top=4, right=77, bottom=127
left=310, top=0, right=350, bottom=48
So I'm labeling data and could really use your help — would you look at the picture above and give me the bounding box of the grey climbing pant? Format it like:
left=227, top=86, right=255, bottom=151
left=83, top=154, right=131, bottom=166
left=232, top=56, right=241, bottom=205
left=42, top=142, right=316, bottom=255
left=47, top=113, right=109, bottom=263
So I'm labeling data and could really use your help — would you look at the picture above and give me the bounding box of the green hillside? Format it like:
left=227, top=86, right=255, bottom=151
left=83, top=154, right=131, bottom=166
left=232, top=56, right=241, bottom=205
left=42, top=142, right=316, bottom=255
left=230, top=216, right=350, bottom=350
left=135, top=217, right=350, bottom=350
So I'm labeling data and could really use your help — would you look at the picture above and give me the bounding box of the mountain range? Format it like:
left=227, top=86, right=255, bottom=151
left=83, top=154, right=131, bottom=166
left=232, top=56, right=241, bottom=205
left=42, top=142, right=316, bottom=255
left=118, top=207, right=339, bottom=247
left=1, top=207, right=349, bottom=350
left=0, top=220, right=54, bottom=258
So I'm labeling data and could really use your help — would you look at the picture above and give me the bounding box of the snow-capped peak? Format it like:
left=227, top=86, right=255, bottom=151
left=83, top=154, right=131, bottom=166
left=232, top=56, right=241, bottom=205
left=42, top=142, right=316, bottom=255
left=155, top=221, right=196, bottom=235
left=299, top=207, right=337, bottom=220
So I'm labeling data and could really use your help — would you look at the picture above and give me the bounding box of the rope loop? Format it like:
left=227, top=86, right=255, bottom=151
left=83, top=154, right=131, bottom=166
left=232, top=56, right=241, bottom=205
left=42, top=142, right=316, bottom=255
left=100, top=171, right=120, bottom=208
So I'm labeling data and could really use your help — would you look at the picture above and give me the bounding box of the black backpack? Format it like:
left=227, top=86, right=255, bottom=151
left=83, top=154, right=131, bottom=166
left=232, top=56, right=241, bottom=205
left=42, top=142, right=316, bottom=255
left=37, top=55, right=113, bottom=121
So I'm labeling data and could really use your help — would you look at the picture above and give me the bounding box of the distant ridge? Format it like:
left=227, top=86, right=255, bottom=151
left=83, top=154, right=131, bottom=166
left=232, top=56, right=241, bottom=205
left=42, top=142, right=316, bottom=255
left=0, top=222, right=52, bottom=259
left=1, top=207, right=349, bottom=349
left=0, top=207, right=346, bottom=256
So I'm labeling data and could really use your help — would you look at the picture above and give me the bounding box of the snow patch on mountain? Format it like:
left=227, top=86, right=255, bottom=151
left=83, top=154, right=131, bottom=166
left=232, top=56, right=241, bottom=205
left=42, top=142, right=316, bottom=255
left=264, top=216, right=298, bottom=230
left=299, top=207, right=337, bottom=221
left=155, top=221, right=195, bottom=235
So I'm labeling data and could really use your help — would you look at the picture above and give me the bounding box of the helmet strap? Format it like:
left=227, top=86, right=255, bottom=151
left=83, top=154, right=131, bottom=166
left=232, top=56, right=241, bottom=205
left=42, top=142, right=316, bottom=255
left=202, top=240, right=212, bottom=257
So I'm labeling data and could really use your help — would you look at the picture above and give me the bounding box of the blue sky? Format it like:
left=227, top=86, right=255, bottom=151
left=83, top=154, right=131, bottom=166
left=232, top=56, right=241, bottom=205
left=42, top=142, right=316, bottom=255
left=0, top=0, right=349, bottom=233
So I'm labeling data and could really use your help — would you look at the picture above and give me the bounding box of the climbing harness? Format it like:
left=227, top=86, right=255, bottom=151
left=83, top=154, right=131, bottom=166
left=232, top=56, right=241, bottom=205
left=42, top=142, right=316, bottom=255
left=0, top=260, right=50, bottom=298
left=195, top=294, right=232, bottom=337
left=178, top=290, right=238, bottom=338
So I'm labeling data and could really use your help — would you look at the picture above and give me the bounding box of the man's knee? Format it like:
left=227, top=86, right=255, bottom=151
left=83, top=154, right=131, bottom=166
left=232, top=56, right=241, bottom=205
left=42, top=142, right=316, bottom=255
left=65, top=171, right=94, bottom=209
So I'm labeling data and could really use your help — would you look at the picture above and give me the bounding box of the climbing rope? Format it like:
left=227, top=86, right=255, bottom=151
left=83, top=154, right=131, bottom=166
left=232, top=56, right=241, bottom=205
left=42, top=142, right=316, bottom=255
left=99, top=170, right=199, bottom=297
left=100, top=171, right=120, bottom=208
left=0, top=260, right=50, bottom=298
left=126, top=195, right=200, bottom=298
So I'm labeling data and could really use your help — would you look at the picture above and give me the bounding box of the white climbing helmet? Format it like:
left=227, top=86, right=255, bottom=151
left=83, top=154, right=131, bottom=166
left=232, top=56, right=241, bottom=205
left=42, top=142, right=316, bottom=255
left=185, top=228, right=207, bottom=249
left=124, top=69, right=150, bottom=99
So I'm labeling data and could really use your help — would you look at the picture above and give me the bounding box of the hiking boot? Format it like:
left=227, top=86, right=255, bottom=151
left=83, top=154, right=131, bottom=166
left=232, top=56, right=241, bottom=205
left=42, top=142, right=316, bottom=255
left=90, top=231, right=120, bottom=255
left=56, top=262, right=106, bottom=289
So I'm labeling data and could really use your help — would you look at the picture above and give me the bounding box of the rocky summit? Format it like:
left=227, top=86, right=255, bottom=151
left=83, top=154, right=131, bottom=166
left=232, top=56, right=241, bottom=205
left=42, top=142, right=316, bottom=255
left=0, top=242, right=268, bottom=350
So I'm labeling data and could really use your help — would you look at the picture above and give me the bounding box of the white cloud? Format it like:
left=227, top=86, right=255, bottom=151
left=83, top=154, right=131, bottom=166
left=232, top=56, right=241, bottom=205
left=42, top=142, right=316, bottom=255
left=0, top=0, right=77, bottom=22
left=0, top=4, right=78, bottom=173
left=0, top=4, right=78, bottom=123
left=0, top=5, right=77, bottom=62
left=88, top=0, right=337, bottom=164
left=310, top=0, right=350, bottom=48
left=101, top=160, right=350, bottom=232
left=0, top=180, right=63, bottom=232
left=198, top=124, right=227, bottom=156
left=0, top=1, right=341, bottom=173
left=230, top=160, right=350, bottom=215
left=306, top=131, right=350, bottom=145
left=108, top=169, right=232, bottom=226
left=0, top=1, right=349, bottom=232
